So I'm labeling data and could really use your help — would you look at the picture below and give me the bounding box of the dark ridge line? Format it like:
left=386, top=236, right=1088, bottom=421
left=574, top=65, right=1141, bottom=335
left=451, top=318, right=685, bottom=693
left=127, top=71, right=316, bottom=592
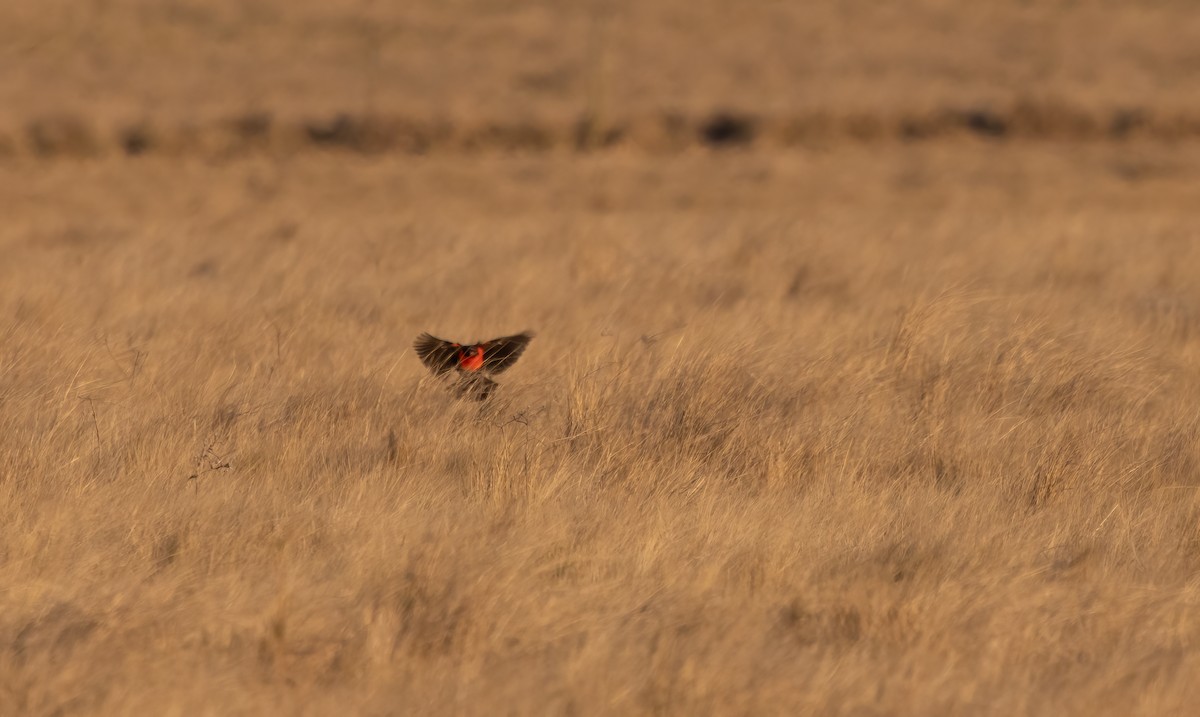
left=4, top=104, right=1200, bottom=160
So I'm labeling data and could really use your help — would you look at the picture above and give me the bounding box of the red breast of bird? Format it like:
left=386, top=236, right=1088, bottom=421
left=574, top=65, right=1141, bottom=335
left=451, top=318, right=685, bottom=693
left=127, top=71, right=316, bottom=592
left=457, top=345, right=485, bottom=371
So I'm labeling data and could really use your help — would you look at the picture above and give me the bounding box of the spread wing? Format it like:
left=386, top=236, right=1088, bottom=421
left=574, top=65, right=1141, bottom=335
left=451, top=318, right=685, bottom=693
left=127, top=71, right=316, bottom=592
left=413, top=333, right=459, bottom=375
left=481, top=331, right=535, bottom=374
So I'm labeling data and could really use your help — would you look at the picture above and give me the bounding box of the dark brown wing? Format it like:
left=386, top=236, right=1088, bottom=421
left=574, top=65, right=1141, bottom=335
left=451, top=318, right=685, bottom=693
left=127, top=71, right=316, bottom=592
left=413, top=333, right=460, bottom=375
left=481, top=331, right=535, bottom=375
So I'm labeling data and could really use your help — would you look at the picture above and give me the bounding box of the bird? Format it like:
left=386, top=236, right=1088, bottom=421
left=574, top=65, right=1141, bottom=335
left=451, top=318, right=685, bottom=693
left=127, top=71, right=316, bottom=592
left=413, top=331, right=535, bottom=401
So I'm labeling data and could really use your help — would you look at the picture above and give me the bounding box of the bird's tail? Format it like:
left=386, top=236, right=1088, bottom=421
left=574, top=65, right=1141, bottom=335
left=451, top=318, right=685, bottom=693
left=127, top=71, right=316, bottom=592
left=453, top=374, right=497, bottom=401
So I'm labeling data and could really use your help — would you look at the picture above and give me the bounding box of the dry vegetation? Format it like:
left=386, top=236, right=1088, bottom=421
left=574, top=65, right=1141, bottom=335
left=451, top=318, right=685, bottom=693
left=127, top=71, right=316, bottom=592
left=5, top=0, right=1200, bottom=123
left=5, top=0, right=1200, bottom=157
left=4, top=145, right=1200, bottom=716
left=4, top=1, right=1200, bottom=715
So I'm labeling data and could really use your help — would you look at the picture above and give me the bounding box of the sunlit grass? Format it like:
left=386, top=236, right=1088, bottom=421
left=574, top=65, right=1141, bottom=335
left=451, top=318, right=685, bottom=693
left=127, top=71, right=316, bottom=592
left=1, top=145, right=1199, bottom=715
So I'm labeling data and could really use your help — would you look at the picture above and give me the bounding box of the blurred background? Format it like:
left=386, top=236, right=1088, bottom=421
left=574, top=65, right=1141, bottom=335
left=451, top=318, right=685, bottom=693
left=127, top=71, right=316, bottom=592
left=5, top=0, right=1200, bottom=157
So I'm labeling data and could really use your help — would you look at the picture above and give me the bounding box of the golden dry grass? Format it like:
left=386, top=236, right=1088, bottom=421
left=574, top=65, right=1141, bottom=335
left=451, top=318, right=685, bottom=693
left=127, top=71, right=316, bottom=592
left=5, top=0, right=1200, bottom=714
left=5, top=0, right=1200, bottom=125
left=3, top=144, right=1200, bottom=715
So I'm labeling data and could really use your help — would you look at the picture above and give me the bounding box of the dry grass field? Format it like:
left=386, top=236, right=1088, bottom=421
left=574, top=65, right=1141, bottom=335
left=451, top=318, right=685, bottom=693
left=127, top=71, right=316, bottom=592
left=4, top=2, right=1200, bottom=716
